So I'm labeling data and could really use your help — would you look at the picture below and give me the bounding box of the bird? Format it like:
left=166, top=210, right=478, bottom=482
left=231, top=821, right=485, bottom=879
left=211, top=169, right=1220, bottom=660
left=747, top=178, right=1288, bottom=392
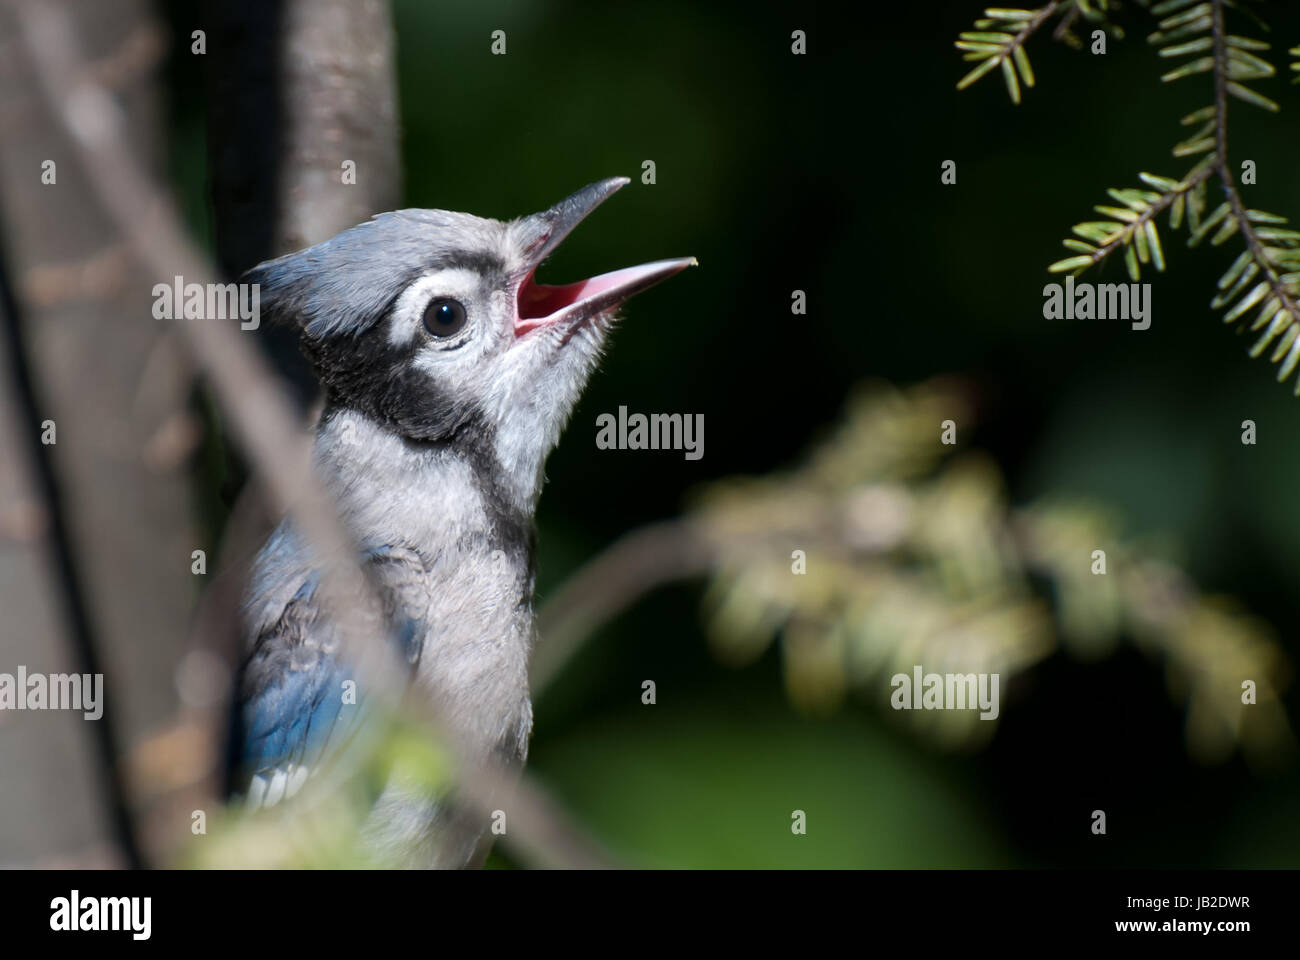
left=225, top=177, right=694, bottom=866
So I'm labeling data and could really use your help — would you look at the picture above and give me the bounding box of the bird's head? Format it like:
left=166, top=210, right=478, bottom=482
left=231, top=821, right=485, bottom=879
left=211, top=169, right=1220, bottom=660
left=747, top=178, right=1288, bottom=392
left=246, top=177, right=694, bottom=507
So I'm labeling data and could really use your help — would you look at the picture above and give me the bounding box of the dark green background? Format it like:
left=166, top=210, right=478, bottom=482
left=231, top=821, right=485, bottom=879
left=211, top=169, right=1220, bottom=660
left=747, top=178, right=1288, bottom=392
left=164, top=0, right=1300, bottom=867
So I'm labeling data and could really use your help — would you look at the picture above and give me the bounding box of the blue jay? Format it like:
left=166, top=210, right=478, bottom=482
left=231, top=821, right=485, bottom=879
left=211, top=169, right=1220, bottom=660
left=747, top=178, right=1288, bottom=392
left=226, top=178, right=694, bottom=866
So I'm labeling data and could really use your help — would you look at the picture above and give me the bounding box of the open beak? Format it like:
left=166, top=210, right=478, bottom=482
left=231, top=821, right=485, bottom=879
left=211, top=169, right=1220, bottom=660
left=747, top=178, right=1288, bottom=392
left=514, top=177, right=696, bottom=338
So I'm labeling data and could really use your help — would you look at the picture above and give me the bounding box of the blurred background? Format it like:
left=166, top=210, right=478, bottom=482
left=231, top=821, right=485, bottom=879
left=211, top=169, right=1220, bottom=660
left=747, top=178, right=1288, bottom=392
left=1, top=0, right=1298, bottom=868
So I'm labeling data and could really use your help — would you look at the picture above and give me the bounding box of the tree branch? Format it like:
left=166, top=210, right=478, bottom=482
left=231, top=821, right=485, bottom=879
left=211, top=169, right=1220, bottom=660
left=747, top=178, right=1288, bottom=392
left=533, top=520, right=715, bottom=693
left=0, top=197, right=143, bottom=868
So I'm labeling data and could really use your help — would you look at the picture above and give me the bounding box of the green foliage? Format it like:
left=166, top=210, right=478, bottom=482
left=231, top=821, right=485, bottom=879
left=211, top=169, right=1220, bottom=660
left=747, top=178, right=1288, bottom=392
left=1150, top=0, right=1277, bottom=110
left=1043, top=163, right=1209, bottom=279
left=691, top=381, right=1294, bottom=764
left=954, top=7, right=1045, bottom=104
left=955, top=2, right=1125, bottom=103
left=958, top=0, right=1300, bottom=395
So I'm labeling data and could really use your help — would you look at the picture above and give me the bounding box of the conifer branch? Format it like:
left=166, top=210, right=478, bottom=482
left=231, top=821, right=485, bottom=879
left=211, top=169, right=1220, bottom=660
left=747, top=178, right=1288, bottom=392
left=1000, top=0, right=1300, bottom=393
left=955, top=3, right=1063, bottom=103
left=1046, top=161, right=1214, bottom=278
left=955, top=2, right=1129, bottom=102
left=1207, top=0, right=1300, bottom=384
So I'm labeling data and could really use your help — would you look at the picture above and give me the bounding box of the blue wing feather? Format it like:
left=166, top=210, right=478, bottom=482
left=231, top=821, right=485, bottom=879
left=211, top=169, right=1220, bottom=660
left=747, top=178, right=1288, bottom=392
left=227, top=540, right=425, bottom=806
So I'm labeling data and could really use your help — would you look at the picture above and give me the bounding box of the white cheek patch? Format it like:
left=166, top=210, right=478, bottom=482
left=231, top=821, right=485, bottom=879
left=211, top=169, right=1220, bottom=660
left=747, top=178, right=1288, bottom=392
left=409, top=288, right=514, bottom=393
left=387, top=268, right=485, bottom=348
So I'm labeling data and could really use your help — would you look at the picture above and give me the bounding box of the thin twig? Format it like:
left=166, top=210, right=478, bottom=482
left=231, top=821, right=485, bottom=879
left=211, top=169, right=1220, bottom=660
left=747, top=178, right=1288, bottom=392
left=1051, top=3, right=1080, bottom=43
left=533, top=520, right=714, bottom=693
left=1008, top=2, right=1062, bottom=63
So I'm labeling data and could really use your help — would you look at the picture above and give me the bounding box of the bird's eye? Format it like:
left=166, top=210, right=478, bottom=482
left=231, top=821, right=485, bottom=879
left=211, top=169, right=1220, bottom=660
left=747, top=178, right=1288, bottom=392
left=422, top=297, right=468, bottom=338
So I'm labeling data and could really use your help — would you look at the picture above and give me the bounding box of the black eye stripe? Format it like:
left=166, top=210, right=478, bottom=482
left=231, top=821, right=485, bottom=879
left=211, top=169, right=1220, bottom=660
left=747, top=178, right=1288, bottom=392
left=422, top=297, right=468, bottom=338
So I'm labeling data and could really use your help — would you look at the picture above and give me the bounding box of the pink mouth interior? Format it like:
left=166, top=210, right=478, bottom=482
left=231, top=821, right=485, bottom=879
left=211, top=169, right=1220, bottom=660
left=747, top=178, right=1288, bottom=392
left=515, top=265, right=662, bottom=336
left=516, top=273, right=592, bottom=322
